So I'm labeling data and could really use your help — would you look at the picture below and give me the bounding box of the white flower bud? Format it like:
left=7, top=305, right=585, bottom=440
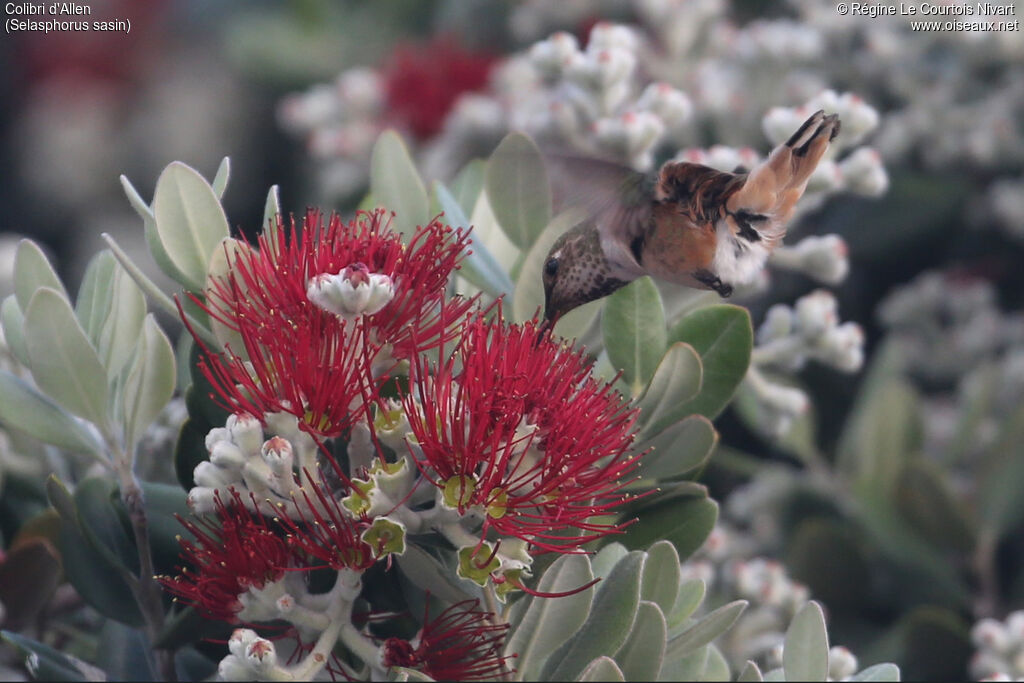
left=795, top=290, right=839, bottom=339
left=261, top=436, right=294, bottom=477
left=636, top=83, right=693, bottom=129
left=227, top=413, right=264, bottom=456
left=193, top=461, right=232, bottom=489
left=758, top=305, right=795, bottom=344
left=839, top=147, right=889, bottom=197
left=245, top=637, right=278, bottom=674
left=217, top=655, right=250, bottom=682
left=772, top=234, right=849, bottom=285
left=529, top=32, right=580, bottom=78
left=209, top=440, right=247, bottom=470
left=228, top=628, right=260, bottom=658
left=763, top=106, right=808, bottom=146
left=974, top=618, right=1011, bottom=653
left=242, top=459, right=276, bottom=491
left=587, top=22, right=639, bottom=53
left=828, top=646, right=859, bottom=681
left=806, top=159, right=842, bottom=193
left=204, top=427, right=231, bottom=453
left=186, top=487, right=218, bottom=515
left=816, top=322, right=865, bottom=372
left=835, top=93, right=881, bottom=145
left=335, top=67, right=382, bottom=115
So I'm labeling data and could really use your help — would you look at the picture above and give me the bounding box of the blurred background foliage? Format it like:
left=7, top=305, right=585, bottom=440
left=2, top=0, right=1023, bottom=680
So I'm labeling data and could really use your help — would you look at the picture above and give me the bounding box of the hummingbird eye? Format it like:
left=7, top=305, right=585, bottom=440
left=544, top=257, right=559, bottom=277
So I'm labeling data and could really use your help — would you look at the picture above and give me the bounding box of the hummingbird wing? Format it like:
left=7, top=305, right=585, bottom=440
left=542, top=152, right=656, bottom=273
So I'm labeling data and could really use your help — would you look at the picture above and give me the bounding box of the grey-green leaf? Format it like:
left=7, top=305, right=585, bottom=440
left=75, top=251, right=117, bottom=346
left=1, top=631, right=106, bottom=681
left=667, top=579, right=707, bottom=631
left=578, top=656, right=625, bottom=682
left=849, top=663, right=901, bottom=681
left=1, top=296, right=29, bottom=367
left=0, top=371, right=104, bottom=457
left=449, top=158, right=486, bottom=215
left=14, top=239, right=68, bottom=310
left=212, top=157, right=230, bottom=198
left=152, top=161, right=231, bottom=291
left=97, top=265, right=147, bottom=380
left=603, top=277, right=667, bottom=394
left=738, top=660, right=765, bottom=681
left=668, top=304, right=753, bottom=419
left=370, top=130, right=429, bottom=237
left=24, top=288, right=109, bottom=428
left=638, top=414, right=718, bottom=480
left=485, top=132, right=551, bottom=250
left=122, top=315, right=176, bottom=449
left=665, top=600, right=747, bottom=659
left=783, top=601, right=830, bottom=682
left=591, top=542, right=630, bottom=580
left=506, top=554, right=596, bottom=680
left=641, top=541, right=681, bottom=614
left=614, top=600, right=667, bottom=681
left=435, top=182, right=514, bottom=297
left=636, top=343, right=703, bottom=439
left=542, top=551, right=644, bottom=681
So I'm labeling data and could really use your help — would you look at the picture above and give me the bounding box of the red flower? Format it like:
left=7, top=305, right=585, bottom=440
left=383, top=36, right=496, bottom=140
left=193, top=208, right=474, bottom=438
left=381, top=599, right=512, bottom=681
left=274, top=472, right=377, bottom=572
left=404, top=313, right=642, bottom=552
left=160, top=490, right=293, bottom=622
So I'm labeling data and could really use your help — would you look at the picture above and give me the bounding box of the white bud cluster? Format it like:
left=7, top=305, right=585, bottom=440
left=189, top=412, right=319, bottom=516
left=219, top=629, right=278, bottom=681
left=878, top=271, right=1023, bottom=382
left=732, top=558, right=810, bottom=612
left=306, top=265, right=396, bottom=320
left=769, top=234, right=850, bottom=285
left=971, top=613, right=1024, bottom=680
left=756, top=290, right=865, bottom=374
left=988, top=177, right=1024, bottom=243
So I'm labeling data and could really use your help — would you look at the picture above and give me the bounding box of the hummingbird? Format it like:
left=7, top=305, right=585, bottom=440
left=541, top=110, right=841, bottom=323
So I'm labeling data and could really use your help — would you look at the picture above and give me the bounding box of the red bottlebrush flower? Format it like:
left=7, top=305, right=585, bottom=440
left=160, top=490, right=293, bottom=622
left=404, top=313, right=642, bottom=553
left=381, top=599, right=512, bottom=681
left=274, top=472, right=376, bottom=572
left=192, top=208, right=475, bottom=438
left=383, top=36, right=496, bottom=140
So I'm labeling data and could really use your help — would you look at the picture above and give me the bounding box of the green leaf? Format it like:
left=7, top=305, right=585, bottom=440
left=659, top=645, right=709, bottom=682
left=1, top=296, right=31, bottom=367
left=1, top=631, right=106, bottom=681
left=783, top=601, right=829, bottom=682
left=622, top=491, right=718, bottom=561
left=541, top=551, right=644, bottom=681
left=396, top=545, right=481, bottom=605
left=666, top=579, right=706, bottom=631
left=667, top=304, right=753, bottom=419
left=122, top=315, right=176, bottom=450
left=212, top=157, right=230, bottom=198
left=485, top=132, right=551, bottom=250
left=24, top=288, right=109, bottom=428
left=894, top=460, right=976, bottom=553
left=704, top=644, right=732, bottom=681
left=849, top=663, right=901, bottom=681
left=74, top=477, right=138, bottom=574
left=602, top=277, right=667, bottom=394
left=641, top=541, right=681, bottom=615
left=638, top=414, right=718, bottom=480
left=449, top=158, right=486, bottom=215
left=665, top=600, right=747, bottom=659
left=512, top=208, right=600, bottom=338
left=0, top=371, right=104, bottom=457
left=636, top=342, right=703, bottom=440
left=75, top=251, right=117, bottom=346
left=204, top=237, right=251, bottom=358
left=737, top=660, right=765, bottom=682
left=506, top=554, right=596, bottom=680
left=120, top=173, right=194, bottom=288
left=262, top=185, right=282, bottom=244
left=578, top=657, right=625, bottom=682
left=435, top=182, right=514, bottom=297
left=370, top=130, right=429, bottom=237
left=591, top=542, right=629, bottom=580
left=97, top=265, right=147, bottom=380
left=152, top=161, right=231, bottom=291
left=140, top=482, right=191, bottom=574
left=14, top=239, right=68, bottom=310
left=978, top=404, right=1024, bottom=537
left=97, top=621, right=155, bottom=682
left=614, top=601, right=667, bottom=681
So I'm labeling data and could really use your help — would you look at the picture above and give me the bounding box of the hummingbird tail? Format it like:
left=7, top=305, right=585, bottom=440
left=726, top=110, right=840, bottom=240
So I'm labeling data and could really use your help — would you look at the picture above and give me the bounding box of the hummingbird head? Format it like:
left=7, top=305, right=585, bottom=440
left=542, top=222, right=630, bottom=324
